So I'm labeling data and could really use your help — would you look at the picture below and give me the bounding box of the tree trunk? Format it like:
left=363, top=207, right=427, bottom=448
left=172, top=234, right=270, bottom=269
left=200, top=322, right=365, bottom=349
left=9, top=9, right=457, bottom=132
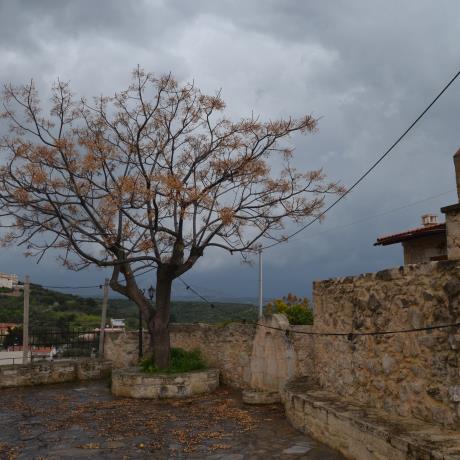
left=151, top=268, right=173, bottom=369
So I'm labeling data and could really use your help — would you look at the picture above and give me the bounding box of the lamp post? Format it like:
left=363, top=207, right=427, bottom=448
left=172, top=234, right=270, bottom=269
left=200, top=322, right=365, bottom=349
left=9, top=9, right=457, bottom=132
left=139, top=285, right=155, bottom=359
left=138, top=308, right=143, bottom=359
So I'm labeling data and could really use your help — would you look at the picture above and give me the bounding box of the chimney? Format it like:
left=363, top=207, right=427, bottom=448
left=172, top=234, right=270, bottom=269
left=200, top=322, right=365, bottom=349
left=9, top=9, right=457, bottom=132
left=421, top=214, right=438, bottom=227
left=455, top=148, right=460, bottom=202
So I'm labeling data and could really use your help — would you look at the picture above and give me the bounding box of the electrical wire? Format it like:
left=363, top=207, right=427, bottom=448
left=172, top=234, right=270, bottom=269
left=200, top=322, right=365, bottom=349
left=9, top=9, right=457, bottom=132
left=254, top=321, right=460, bottom=338
left=23, top=269, right=460, bottom=338
left=26, top=186, right=456, bottom=291
left=177, top=277, right=216, bottom=309
left=262, top=68, right=460, bottom=250
left=304, top=188, right=455, bottom=239
left=37, top=284, right=102, bottom=289
left=180, top=278, right=460, bottom=338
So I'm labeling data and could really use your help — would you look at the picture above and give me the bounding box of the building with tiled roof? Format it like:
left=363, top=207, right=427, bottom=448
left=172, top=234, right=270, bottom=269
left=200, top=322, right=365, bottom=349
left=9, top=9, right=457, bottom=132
left=375, top=148, right=460, bottom=265
left=374, top=215, right=447, bottom=264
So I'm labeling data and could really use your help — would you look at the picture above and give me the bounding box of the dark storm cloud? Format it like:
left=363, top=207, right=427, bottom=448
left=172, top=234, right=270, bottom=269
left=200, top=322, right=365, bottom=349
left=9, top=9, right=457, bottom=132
left=0, top=0, right=459, bottom=299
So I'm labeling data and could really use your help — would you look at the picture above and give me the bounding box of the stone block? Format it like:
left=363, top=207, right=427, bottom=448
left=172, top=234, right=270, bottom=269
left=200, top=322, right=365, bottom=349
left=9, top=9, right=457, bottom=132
left=381, top=355, right=396, bottom=375
left=449, top=386, right=460, bottom=402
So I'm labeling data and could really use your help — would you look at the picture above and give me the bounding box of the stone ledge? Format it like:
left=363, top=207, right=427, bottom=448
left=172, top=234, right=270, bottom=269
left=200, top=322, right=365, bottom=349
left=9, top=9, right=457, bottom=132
left=283, top=377, right=460, bottom=460
left=242, top=389, right=281, bottom=405
left=111, top=367, right=219, bottom=399
left=313, top=260, right=460, bottom=287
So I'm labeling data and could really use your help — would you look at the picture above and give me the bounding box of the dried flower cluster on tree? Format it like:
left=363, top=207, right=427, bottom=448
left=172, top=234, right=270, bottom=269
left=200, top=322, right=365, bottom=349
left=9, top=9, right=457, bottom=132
left=0, top=68, right=344, bottom=367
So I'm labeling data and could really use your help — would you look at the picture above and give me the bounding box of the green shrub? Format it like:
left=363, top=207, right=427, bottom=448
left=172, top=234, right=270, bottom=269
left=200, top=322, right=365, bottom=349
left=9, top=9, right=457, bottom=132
left=141, top=347, right=207, bottom=374
left=266, top=293, right=313, bottom=325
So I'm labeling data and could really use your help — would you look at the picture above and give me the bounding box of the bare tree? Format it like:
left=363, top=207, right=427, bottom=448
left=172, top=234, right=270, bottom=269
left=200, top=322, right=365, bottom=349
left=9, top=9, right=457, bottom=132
left=0, top=68, right=344, bottom=368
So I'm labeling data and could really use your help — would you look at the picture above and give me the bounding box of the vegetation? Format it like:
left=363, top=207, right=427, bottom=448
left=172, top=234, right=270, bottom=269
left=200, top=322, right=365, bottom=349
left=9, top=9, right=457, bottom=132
left=0, top=284, right=101, bottom=329
left=266, top=293, right=313, bottom=325
left=0, top=68, right=343, bottom=368
left=141, top=348, right=207, bottom=374
left=0, top=284, right=257, bottom=330
left=1, top=326, right=22, bottom=349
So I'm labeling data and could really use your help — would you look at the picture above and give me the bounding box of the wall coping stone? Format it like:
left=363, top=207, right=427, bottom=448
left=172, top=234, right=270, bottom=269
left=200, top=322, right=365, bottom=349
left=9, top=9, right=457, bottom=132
left=313, top=260, right=460, bottom=286
left=0, top=358, right=112, bottom=388
left=283, top=377, right=460, bottom=460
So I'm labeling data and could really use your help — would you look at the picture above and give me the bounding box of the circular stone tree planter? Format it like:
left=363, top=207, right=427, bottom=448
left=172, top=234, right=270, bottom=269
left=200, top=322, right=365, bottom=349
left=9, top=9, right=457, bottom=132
left=111, top=368, right=220, bottom=399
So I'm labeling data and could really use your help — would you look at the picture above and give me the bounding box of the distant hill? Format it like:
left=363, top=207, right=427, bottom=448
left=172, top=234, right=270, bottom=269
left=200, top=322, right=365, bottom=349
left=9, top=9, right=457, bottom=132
left=0, top=284, right=258, bottom=329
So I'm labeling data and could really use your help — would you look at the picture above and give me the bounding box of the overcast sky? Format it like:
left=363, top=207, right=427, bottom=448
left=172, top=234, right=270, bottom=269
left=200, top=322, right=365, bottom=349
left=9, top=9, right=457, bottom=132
left=0, top=0, right=459, bottom=302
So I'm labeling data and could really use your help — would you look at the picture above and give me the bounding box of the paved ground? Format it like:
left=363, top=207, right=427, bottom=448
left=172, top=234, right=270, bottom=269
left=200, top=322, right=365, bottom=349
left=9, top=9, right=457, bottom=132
left=0, top=381, right=344, bottom=459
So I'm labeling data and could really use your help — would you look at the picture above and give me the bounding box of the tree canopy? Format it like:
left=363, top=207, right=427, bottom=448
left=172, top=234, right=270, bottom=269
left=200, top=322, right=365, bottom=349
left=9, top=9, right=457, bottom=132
left=0, top=68, right=344, bottom=367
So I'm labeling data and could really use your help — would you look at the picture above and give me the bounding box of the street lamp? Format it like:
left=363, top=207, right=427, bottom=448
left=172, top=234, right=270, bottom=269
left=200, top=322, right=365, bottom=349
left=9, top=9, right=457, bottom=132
left=148, top=285, right=155, bottom=302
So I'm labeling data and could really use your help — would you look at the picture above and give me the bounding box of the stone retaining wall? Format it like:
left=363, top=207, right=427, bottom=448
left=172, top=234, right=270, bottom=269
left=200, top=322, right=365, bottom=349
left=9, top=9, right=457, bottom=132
left=104, top=320, right=315, bottom=391
left=313, top=260, right=460, bottom=429
left=283, top=377, right=460, bottom=460
left=170, top=323, right=256, bottom=388
left=0, top=359, right=112, bottom=388
left=103, top=260, right=460, bottom=431
left=105, top=323, right=256, bottom=388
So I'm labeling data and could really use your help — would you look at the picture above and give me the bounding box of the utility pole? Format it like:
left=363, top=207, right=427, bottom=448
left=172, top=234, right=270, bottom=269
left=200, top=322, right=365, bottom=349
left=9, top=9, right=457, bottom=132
left=22, top=275, right=30, bottom=365
left=258, top=247, right=263, bottom=318
left=98, top=278, right=109, bottom=357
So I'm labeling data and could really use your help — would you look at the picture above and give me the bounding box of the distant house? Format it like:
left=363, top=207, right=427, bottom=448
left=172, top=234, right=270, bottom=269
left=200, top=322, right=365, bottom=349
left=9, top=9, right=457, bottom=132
left=375, top=149, right=460, bottom=264
left=0, top=323, right=19, bottom=349
left=109, top=319, right=126, bottom=329
left=0, top=323, right=19, bottom=335
left=0, top=273, right=18, bottom=289
left=375, top=214, right=447, bottom=264
left=6, top=345, right=56, bottom=361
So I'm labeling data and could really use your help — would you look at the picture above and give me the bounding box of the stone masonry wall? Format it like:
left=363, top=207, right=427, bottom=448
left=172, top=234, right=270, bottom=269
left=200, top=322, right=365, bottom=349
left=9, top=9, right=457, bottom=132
left=105, top=323, right=256, bottom=388
left=169, top=323, right=256, bottom=388
left=104, top=330, right=150, bottom=368
left=105, top=319, right=314, bottom=392
left=446, top=207, right=460, bottom=260
left=249, top=314, right=315, bottom=392
left=0, top=359, right=112, bottom=388
left=313, top=260, right=460, bottom=429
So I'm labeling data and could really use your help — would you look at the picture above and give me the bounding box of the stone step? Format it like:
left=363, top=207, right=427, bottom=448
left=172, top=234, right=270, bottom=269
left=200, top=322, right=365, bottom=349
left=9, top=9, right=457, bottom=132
left=283, top=377, right=460, bottom=460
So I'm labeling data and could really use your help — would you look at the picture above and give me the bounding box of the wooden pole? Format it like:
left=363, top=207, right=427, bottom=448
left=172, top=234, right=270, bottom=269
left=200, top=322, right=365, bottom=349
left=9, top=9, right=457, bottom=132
left=98, top=278, right=109, bottom=357
left=22, top=275, right=30, bottom=365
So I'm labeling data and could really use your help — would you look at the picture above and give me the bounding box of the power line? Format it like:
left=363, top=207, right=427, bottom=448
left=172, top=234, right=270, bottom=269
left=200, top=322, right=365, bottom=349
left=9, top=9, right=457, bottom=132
left=23, top=267, right=460, bottom=338
left=38, top=265, right=157, bottom=291
left=37, top=283, right=102, bottom=289
left=255, top=321, right=460, bottom=338
left=305, top=188, right=455, bottom=239
left=262, top=68, right=460, bottom=250
left=177, top=277, right=216, bottom=309
left=180, top=277, right=460, bottom=338
left=26, top=187, right=455, bottom=291
left=11, top=70, right=460, bottom=306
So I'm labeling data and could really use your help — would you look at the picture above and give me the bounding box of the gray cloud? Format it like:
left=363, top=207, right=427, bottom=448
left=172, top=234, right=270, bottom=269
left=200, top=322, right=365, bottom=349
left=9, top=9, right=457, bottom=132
left=0, top=0, right=459, bottom=301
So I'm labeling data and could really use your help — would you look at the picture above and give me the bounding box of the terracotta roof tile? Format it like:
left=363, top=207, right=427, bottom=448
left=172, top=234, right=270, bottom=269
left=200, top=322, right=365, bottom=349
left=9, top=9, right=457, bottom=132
left=374, top=223, right=446, bottom=246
